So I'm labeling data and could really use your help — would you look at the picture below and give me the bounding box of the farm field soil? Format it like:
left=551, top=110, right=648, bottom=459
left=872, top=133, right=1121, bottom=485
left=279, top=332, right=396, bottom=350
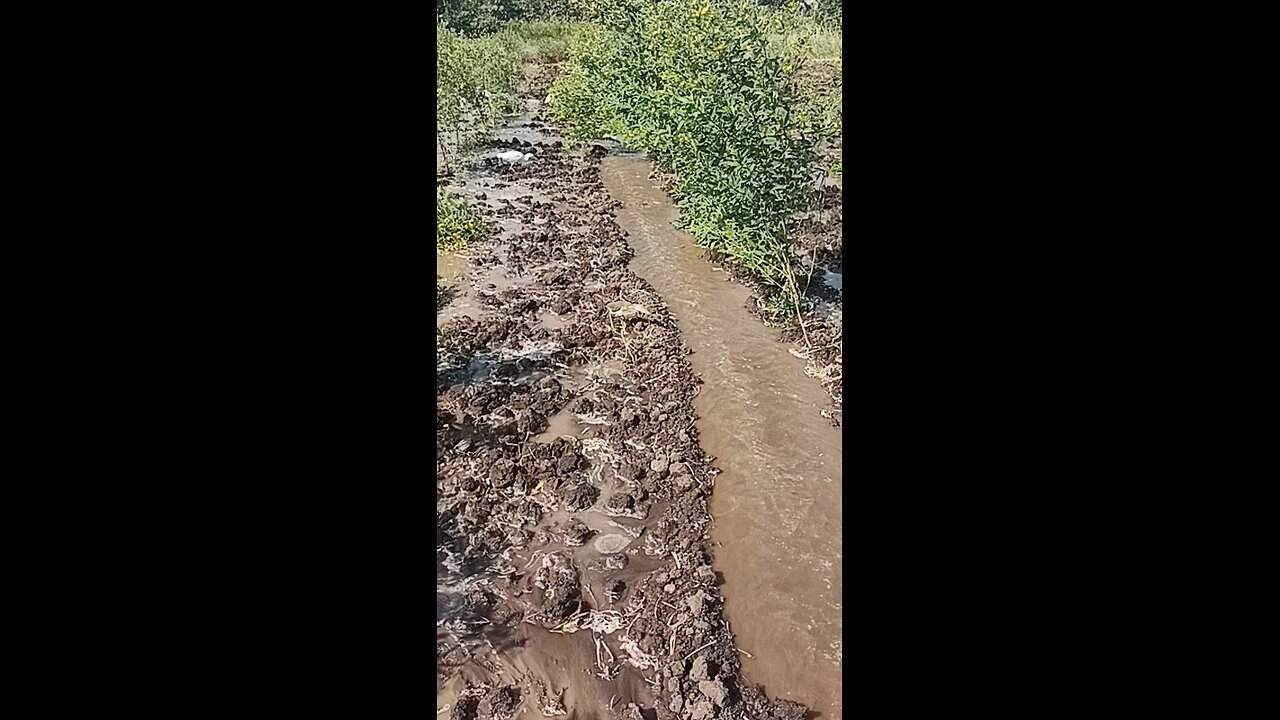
left=437, top=68, right=826, bottom=720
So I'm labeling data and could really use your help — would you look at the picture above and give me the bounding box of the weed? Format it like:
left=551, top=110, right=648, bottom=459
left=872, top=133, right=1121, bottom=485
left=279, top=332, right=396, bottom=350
left=437, top=190, right=486, bottom=250
left=766, top=7, right=841, bottom=60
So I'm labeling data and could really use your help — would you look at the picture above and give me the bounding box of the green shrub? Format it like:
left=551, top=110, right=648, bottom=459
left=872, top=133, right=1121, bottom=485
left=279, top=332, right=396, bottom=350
left=437, top=190, right=486, bottom=250
left=551, top=0, right=837, bottom=298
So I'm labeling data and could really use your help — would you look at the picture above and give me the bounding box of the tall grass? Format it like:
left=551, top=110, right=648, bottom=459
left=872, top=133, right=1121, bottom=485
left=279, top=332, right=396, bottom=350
left=768, top=14, right=842, bottom=60
left=499, top=20, right=587, bottom=63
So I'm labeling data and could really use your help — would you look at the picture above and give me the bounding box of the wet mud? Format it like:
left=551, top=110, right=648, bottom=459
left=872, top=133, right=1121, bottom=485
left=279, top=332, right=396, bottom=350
left=437, top=70, right=810, bottom=720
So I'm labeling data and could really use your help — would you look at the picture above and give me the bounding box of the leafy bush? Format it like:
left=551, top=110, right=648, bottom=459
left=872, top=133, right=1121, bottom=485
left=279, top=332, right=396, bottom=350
left=551, top=0, right=836, bottom=298
left=437, top=190, right=486, bottom=250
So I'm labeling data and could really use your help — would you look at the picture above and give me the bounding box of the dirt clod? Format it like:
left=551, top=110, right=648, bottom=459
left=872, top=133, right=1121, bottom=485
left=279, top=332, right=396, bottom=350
left=559, top=482, right=598, bottom=511
left=698, top=678, right=728, bottom=707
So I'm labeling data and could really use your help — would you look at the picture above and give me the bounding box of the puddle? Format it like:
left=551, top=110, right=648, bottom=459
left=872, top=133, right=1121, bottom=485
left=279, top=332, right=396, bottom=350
left=436, top=259, right=520, bottom=329
left=537, top=311, right=567, bottom=330
left=438, top=251, right=469, bottom=283
left=602, top=154, right=843, bottom=719
left=823, top=267, right=843, bottom=292
left=592, top=533, right=631, bottom=554
left=534, top=407, right=586, bottom=443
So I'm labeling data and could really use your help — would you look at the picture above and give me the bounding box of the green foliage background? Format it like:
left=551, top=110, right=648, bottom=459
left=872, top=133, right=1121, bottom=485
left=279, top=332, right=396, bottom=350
left=437, top=0, right=587, bottom=36
left=550, top=0, right=838, bottom=297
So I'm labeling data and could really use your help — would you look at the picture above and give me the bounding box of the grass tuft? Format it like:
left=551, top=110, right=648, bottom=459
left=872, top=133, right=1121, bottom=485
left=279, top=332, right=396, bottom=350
left=437, top=190, right=486, bottom=251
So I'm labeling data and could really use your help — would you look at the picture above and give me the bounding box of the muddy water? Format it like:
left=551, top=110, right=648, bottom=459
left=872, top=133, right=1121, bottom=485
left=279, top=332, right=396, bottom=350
left=823, top=267, right=843, bottom=291
left=437, top=252, right=468, bottom=282
left=602, top=155, right=844, bottom=718
left=435, top=180, right=537, bottom=330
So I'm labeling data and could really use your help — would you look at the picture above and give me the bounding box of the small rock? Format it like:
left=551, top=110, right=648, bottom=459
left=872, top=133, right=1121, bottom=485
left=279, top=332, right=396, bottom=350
left=560, top=482, right=598, bottom=511
left=664, top=583, right=676, bottom=593
left=698, top=679, right=728, bottom=708
left=563, top=519, right=593, bottom=547
left=489, top=459, right=514, bottom=487
left=483, top=686, right=522, bottom=720
left=669, top=462, right=689, bottom=475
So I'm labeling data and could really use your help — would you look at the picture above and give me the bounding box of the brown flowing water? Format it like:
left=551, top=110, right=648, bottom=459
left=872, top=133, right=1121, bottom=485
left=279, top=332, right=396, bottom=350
left=601, top=155, right=843, bottom=718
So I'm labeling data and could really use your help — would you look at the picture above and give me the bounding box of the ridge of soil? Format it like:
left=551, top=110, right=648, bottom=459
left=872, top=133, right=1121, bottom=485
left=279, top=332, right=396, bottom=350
left=437, top=65, right=807, bottom=720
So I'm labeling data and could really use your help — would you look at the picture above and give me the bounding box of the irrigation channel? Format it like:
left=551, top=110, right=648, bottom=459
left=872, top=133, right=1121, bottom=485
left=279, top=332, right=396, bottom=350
left=437, top=66, right=843, bottom=720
